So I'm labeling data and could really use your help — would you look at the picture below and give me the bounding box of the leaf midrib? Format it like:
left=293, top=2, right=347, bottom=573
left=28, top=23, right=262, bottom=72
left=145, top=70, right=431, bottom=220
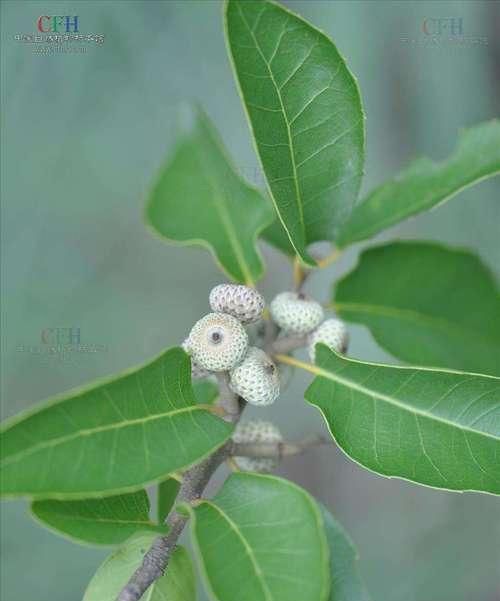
left=236, top=3, right=306, bottom=244
left=196, top=143, right=255, bottom=287
left=35, top=511, right=156, bottom=527
left=312, top=365, right=500, bottom=443
left=1, top=405, right=207, bottom=467
left=335, top=301, right=498, bottom=345
left=342, top=153, right=500, bottom=243
left=203, top=499, right=273, bottom=601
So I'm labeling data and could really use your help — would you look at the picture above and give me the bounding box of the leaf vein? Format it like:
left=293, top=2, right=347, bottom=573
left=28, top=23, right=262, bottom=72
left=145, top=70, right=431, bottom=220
left=313, top=366, right=500, bottom=443
left=202, top=500, right=273, bottom=601
left=237, top=3, right=306, bottom=240
left=1, top=406, right=207, bottom=468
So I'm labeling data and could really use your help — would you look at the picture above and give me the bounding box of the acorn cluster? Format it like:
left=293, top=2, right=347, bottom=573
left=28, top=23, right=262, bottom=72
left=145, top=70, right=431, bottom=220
left=182, top=283, right=349, bottom=473
left=184, top=284, right=279, bottom=407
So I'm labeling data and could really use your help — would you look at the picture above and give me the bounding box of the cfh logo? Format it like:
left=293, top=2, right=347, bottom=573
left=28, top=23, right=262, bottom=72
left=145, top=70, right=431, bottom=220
left=41, top=327, right=81, bottom=345
left=422, top=17, right=463, bottom=36
left=37, top=15, right=79, bottom=33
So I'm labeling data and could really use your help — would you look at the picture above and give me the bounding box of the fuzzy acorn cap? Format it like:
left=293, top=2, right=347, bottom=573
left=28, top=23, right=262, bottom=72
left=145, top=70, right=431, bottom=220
left=269, top=291, right=324, bottom=336
left=209, top=284, right=265, bottom=324
left=229, top=346, right=280, bottom=406
left=186, top=313, right=248, bottom=372
left=181, top=339, right=210, bottom=379
left=232, top=419, right=283, bottom=473
left=308, top=318, right=349, bottom=363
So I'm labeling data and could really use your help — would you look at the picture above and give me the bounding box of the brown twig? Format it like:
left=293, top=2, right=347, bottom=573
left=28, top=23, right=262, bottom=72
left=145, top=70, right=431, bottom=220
left=271, top=334, right=307, bottom=355
left=215, top=372, right=241, bottom=420
left=116, top=320, right=313, bottom=600
left=115, top=379, right=243, bottom=601
left=232, top=434, right=330, bottom=459
left=292, top=246, right=342, bottom=292
left=293, top=256, right=310, bottom=291
left=315, top=247, right=342, bottom=269
left=115, top=444, right=232, bottom=601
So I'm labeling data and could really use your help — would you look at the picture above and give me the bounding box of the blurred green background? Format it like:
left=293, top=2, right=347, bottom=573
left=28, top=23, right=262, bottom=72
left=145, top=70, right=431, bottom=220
left=1, top=1, right=499, bottom=600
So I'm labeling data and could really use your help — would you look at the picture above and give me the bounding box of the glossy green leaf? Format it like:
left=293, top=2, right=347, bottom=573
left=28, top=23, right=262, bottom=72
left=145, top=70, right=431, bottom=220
left=225, top=0, right=364, bottom=264
left=146, top=108, right=273, bottom=285
left=338, top=120, right=500, bottom=247
left=31, top=489, right=166, bottom=546
left=0, top=348, right=233, bottom=499
left=83, top=533, right=195, bottom=601
left=186, top=472, right=330, bottom=601
left=306, top=346, right=500, bottom=494
left=334, top=242, right=500, bottom=375
left=158, top=478, right=181, bottom=523
left=319, top=505, right=370, bottom=601
left=193, top=379, right=219, bottom=405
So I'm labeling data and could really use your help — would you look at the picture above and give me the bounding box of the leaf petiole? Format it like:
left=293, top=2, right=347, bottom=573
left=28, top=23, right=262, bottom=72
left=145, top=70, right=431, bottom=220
left=316, top=247, right=342, bottom=269
left=274, top=354, right=320, bottom=375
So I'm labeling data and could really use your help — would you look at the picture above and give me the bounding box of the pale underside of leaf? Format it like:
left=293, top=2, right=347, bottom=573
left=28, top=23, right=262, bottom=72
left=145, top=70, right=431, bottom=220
left=82, top=533, right=195, bottom=601
left=337, top=120, right=500, bottom=246
left=335, top=301, right=499, bottom=370
left=319, top=504, right=371, bottom=601
left=158, top=477, right=181, bottom=523
left=334, top=241, right=500, bottom=375
left=306, top=346, right=500, bottom=494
